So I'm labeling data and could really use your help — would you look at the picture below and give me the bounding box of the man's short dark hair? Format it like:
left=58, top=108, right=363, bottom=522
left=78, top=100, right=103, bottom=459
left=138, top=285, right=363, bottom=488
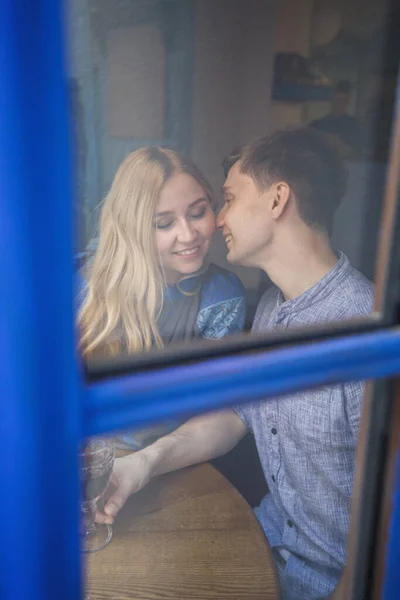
left=239, top=127, right=348, bottom=234
left=222, top=145, right=244, bottom=178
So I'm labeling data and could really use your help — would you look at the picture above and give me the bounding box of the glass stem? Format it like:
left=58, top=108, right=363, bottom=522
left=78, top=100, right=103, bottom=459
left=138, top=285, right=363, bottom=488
left=81, top=502, right=96, bottom=535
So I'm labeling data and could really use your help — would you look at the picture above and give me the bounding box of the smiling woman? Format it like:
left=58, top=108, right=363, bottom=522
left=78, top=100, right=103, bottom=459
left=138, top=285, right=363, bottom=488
left=76, top=146, right=245, bottom=450
left=77, top=147, right=245, bottom=359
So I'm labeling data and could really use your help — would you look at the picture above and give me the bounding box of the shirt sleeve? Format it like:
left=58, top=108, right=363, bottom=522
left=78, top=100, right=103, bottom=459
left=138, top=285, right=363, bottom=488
left=344, top=380, right=365, bottom=441
left=233, top=404, right=253, bottom=432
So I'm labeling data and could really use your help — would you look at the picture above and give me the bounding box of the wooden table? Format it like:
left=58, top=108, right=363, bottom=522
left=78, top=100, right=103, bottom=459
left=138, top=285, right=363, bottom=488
left=86, top=463, right=279, bottom=599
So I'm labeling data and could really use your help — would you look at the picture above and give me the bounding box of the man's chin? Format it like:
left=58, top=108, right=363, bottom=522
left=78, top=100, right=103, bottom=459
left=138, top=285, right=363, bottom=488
left=226, top=249, right=241, bottom=265
left=227, top=249, right=255, bottom=267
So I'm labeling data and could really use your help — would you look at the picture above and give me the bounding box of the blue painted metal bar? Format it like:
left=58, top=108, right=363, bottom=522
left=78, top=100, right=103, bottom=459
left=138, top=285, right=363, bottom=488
left=0, top=2, right=82, bottom=600
left=86, top=327, right=400, bottom=437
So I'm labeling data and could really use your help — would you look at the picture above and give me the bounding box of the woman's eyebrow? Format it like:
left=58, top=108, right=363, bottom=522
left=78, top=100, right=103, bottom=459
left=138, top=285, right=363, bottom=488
left=155, top=197, right=208, bottom=218
left=188, top=197, right=208, bottom=208
left=155, top=210, right=174, bottom=217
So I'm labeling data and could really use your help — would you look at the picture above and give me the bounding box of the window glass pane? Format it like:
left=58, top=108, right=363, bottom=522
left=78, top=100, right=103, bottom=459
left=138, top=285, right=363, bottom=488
left=68, top=0, right=398, bottom=361
left=82, top=377, right=376, bottom=600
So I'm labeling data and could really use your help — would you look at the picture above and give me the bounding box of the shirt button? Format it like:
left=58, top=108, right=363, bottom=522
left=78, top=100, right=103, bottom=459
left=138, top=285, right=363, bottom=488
left=271, top=427, right=277, bottom=435
left=271, top=475, right=276, bottom=482
left=287, top=520, right=294, bottom=528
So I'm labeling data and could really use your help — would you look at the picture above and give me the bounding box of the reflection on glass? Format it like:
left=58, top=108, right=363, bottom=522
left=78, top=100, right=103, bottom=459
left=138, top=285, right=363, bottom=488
left=95, top=377, right=369, bottom=599
left=70, top=0, right=396, bottom=356
left=68, top=2, right=398, bottom=598
left=80, top=438, right=115, bottom=553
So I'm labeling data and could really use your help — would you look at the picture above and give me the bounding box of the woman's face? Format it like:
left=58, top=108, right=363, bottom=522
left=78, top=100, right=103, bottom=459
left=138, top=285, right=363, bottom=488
left=155, top=172, right=216, bottom=284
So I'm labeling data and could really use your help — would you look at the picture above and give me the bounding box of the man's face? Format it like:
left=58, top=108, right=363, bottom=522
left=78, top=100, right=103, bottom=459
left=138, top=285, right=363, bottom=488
left=217, top=162, right=275, bottom=268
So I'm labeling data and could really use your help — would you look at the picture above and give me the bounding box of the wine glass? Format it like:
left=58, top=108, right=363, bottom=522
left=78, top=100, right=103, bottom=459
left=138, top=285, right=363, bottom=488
left=79, top=437, right=115, bottom=554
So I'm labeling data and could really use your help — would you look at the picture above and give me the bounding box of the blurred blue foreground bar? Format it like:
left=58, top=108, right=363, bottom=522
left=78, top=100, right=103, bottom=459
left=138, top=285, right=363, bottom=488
left=0, top=1, right=82, bottom=599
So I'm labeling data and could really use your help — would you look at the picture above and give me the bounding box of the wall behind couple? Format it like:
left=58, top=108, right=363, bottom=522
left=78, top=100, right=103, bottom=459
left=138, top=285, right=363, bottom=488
left=68, top=0, right=276, bottom=304
left=68, top=0, right=391, bottom=309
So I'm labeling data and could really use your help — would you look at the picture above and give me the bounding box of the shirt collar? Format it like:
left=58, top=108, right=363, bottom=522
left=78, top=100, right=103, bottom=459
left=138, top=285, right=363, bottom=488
left=275, top=252, right=351, bottom=317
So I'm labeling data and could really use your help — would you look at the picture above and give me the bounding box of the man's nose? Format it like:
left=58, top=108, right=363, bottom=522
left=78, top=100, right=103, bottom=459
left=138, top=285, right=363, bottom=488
left=216, top=205, right=226, bottom=229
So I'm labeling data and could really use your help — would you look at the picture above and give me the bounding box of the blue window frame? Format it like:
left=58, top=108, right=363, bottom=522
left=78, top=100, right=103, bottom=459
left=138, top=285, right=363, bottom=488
left=2, top=2, right=400, bottom=599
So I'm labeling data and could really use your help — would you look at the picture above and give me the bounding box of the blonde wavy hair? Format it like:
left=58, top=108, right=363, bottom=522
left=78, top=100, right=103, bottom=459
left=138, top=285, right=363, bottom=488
left=78, top=146, right=215, bottom=358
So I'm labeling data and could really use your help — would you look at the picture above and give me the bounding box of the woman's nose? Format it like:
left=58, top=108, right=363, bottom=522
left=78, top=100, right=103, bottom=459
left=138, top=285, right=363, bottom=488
left=176, top=220, right=197, bottom=243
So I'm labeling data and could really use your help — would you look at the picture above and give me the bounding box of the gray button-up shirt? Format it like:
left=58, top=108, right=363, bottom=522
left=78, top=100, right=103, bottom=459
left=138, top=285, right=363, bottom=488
left=235, top=253, right=373, bottom=599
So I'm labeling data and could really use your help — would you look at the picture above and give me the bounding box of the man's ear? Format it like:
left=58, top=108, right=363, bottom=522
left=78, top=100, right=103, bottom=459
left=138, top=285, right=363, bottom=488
left=271, top=182, right=291, bottom=221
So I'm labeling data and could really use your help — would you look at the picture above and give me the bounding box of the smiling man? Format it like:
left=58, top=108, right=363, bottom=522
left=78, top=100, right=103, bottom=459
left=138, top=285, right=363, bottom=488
left=96, top=128, right=373, bottom=600
left=216, top=128, right=373, bottom=599
left=219, top=129, right=342, bottom=286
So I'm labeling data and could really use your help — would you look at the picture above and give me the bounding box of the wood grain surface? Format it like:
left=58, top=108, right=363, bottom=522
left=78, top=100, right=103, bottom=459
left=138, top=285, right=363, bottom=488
left=86, top=462, right=279, bottom=599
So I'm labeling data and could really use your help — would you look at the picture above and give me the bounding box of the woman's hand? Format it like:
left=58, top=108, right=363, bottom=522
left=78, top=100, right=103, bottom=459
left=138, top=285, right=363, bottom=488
left=95, top=452, right=152, bottom=524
